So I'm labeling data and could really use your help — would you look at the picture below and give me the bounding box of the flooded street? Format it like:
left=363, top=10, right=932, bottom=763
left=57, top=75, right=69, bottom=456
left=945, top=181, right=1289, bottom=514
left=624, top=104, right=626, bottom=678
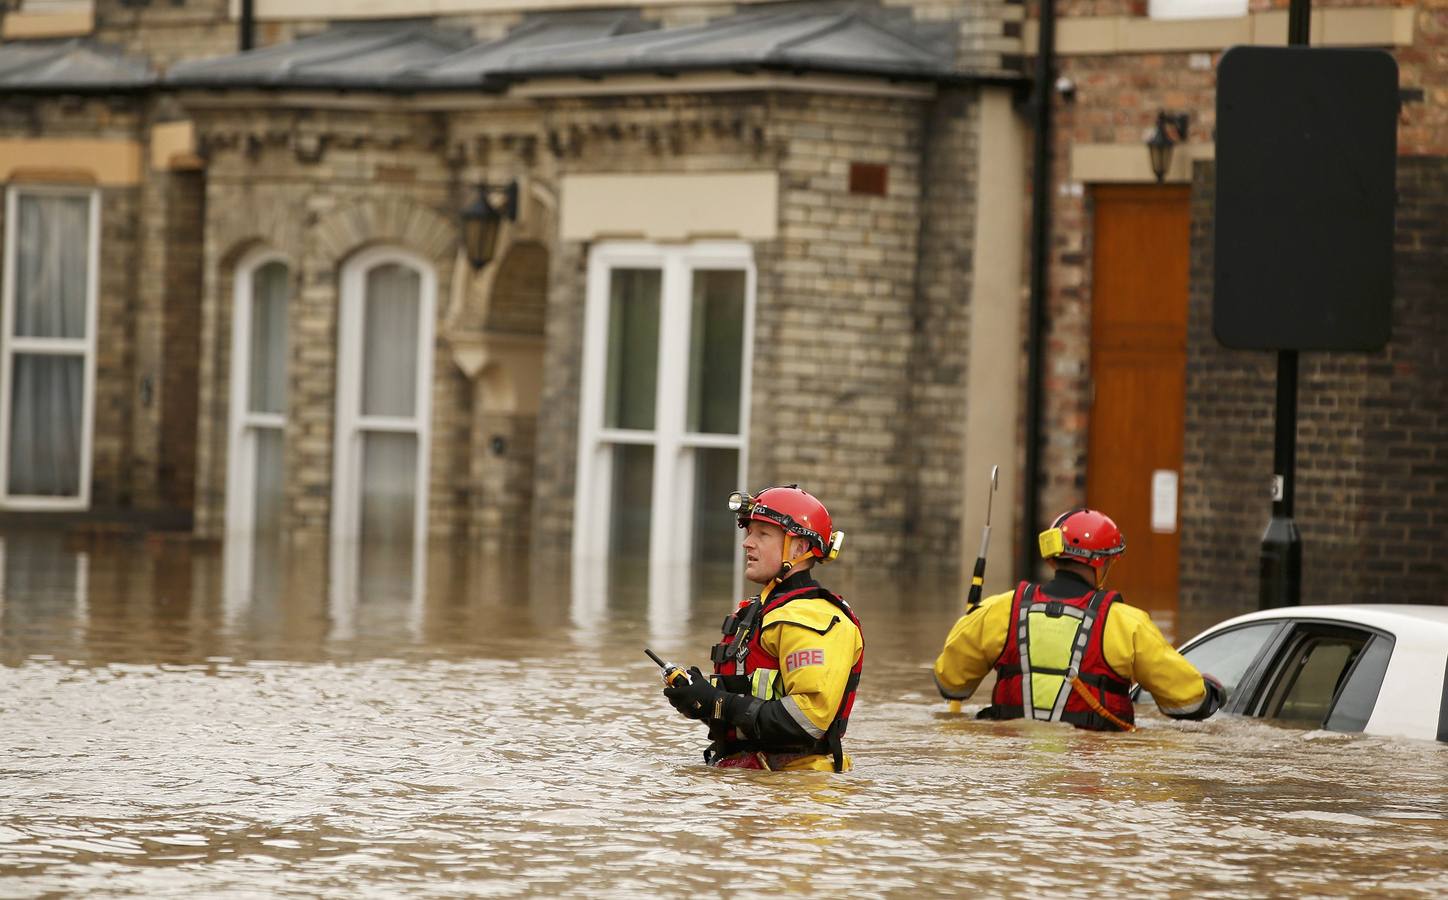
left=2, top=532, right=1446, bottom=897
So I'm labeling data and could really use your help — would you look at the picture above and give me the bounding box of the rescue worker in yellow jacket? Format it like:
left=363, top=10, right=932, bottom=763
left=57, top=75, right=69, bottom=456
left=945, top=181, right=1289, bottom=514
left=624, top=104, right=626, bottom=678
left=662, top=486, right=864, bottom=771
left=934, top=508, right=1224, bottom=731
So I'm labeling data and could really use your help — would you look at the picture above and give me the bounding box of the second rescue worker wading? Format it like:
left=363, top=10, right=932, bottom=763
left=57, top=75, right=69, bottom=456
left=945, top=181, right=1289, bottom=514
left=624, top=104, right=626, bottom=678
left=935, top=508, right=1225, bottom=731
left=663, top=486, right=864, bottom=771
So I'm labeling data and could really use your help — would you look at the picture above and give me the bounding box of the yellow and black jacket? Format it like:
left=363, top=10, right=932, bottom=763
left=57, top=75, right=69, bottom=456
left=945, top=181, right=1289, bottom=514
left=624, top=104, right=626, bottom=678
left=935, top=570, right=1216, bottom=724
left=709, top=570, right=864, bottom=771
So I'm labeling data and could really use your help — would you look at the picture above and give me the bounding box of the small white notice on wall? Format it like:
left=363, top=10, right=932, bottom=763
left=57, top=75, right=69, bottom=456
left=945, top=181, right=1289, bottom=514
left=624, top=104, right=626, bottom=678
left=1151, top=469, right=1178, bottom=534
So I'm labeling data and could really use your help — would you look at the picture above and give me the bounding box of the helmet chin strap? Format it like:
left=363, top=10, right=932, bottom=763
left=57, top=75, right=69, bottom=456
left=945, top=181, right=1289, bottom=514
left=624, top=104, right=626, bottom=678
left=760, top=539, right=816, bottom=604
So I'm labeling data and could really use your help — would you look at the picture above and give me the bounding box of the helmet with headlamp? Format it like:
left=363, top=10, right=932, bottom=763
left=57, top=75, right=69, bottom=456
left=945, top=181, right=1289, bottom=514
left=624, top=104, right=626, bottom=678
left=729, top=485, right=844, bottom=562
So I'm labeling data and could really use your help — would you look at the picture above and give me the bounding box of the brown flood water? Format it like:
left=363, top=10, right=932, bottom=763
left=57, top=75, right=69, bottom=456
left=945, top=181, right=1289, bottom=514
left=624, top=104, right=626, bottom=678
left=2, top=531, right=1446, bottom=897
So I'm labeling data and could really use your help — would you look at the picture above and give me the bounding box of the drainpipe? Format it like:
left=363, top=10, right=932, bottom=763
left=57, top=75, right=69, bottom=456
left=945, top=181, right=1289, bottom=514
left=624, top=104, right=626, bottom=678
left=240, top=0, right=255, bottom=52
left=1019, top=0, right=1056, bottom=580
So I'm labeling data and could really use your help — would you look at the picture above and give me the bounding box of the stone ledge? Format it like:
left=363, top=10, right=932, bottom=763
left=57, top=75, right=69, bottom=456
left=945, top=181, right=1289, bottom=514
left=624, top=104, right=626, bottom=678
left=1025, top=7, right=1414, bottom=56
left=1, top=7, right=93, bottom=40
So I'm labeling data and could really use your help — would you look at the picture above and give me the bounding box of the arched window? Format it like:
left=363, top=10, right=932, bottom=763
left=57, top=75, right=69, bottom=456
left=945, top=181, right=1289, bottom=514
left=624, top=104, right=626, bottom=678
left=332, top=247, right=435, bottom=552
left=226, top=248, right=290, bottom=536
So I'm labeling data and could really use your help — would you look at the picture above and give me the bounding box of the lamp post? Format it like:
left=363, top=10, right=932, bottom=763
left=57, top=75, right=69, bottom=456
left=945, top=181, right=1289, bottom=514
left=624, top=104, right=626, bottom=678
left=460, top=181, right=518, bottom=270
left=1146, top=111, right=1190, bottom=183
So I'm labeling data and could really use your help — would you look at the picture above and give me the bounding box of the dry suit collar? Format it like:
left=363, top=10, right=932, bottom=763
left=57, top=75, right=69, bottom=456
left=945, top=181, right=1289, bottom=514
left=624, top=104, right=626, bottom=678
left=1041, top=568, right=1099, bottom=598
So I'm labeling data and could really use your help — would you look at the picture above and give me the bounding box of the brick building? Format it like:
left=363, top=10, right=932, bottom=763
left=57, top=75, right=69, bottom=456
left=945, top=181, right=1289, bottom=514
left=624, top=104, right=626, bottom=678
left=0, top=1, right=1030, bottom=608
left=1, top=0, right=1442, bottom=626
left=1029, top=0, right=1447, bottom=630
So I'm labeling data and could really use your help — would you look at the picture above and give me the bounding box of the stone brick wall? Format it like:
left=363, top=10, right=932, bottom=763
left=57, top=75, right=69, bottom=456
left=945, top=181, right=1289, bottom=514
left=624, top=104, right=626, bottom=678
left=531, top=238, right=586, bottom=552
left=526, top=87, right=981, bottom=571
left=191, top=108, right=462, bottom=540
left=753, top=91, right=932, bottom=569
left=95, top=0, right=239, bottom=71
left=158, top=170, right=205, bottom=514
left=1181, top=157, right=1448, bottom=622
left=89, top=184, right=141, bottom=512
left=903, top=88, right=980, bottom=565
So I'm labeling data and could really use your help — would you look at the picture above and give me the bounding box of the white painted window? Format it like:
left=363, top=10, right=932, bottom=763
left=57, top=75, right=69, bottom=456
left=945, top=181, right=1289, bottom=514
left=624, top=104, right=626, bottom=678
left=226, top=249, right=290, bottom=537
left=22, top=1, right=93, bottom=12
left=332, top=246, right=435, bottom=552
left=1148, top=0, right=1248, bottom=20
left=0, top=186, right=99, bottom=510
left=573, top=242, right=755, bottom=587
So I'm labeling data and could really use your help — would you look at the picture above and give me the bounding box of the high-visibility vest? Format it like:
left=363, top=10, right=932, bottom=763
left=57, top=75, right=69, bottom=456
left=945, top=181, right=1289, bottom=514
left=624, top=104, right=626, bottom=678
left=987, top=581, right=1135, bottom=730
left=707, top=584, right=863, bottom=770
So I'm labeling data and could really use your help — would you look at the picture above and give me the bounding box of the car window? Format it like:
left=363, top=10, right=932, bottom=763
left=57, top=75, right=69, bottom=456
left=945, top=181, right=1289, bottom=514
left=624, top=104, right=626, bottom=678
left=1180, top=622, right=1279, bottom=701
left=1257, top=631, right=1369, bottom=726
left=1323, top=635, right=1393, bottom=733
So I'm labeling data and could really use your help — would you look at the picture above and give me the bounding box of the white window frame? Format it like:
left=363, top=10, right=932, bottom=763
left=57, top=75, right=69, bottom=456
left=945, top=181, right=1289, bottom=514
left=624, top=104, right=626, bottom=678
left=1148, top=0, right=1248, bottom=21
left=331, top=245, right=436, bottom=549
left=0, top=185, right=100, bottom=511
left=572, top=241, right=756, bottom=575
left=225, top=247, right=290, bottom=536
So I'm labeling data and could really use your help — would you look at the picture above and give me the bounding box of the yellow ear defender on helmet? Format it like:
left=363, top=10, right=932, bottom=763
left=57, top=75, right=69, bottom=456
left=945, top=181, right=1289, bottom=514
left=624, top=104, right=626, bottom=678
left=1038, top=527, right=1065, bottom=559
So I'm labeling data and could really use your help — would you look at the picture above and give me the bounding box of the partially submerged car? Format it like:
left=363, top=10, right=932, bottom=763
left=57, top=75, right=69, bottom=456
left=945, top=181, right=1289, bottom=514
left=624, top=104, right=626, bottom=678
left=1154, top=604, right=1448, bottom=742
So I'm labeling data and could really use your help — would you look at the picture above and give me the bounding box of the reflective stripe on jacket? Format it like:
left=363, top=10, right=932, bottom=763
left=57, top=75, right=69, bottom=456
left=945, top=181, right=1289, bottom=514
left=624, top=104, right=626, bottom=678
left=934, top=572, right=1213, bottom=720
left=708, top=584, right=863, bottom=770
left=986, top=581, right=1135, bottom=730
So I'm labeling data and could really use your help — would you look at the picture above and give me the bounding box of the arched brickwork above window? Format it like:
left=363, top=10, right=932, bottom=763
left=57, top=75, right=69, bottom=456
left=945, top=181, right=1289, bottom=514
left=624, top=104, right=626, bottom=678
left=313, top=197, right=455, bottom=269
left=485, top=241, right=548, bottom=336
left=213, top=197, right=305, bottom=271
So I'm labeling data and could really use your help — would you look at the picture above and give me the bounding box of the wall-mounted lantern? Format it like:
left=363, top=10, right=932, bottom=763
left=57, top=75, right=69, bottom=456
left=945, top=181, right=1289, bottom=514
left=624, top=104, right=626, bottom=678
left=1146, top=111, right=1191, bottom=183
left=460, top=181, right=518, bottom=270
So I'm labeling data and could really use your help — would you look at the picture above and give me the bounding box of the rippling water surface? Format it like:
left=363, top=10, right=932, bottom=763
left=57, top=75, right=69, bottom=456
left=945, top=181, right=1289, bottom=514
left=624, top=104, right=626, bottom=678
left=2, top=533, right=1445, bottom=897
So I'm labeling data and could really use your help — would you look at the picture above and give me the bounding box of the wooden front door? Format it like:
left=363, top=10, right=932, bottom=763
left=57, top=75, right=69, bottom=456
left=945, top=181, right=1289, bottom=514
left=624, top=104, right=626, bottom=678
left=1086, top=185, right=1190, bottom=628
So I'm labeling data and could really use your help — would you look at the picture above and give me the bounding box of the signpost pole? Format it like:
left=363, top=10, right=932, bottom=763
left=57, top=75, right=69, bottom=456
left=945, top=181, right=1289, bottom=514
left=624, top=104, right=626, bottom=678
left=1259, top=0, right=1311, bottom=610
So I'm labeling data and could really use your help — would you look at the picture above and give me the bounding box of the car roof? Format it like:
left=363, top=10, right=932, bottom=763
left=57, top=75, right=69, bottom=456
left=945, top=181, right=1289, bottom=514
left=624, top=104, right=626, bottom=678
left=1186, top=604, right=1448, bottom=649
left=1184, top=604, right=1448, bottom=742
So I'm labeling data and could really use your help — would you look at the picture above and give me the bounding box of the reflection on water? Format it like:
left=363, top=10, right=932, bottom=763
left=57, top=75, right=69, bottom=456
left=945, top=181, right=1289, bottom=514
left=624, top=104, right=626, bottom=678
left=2, top=531, right=1446, bottom=897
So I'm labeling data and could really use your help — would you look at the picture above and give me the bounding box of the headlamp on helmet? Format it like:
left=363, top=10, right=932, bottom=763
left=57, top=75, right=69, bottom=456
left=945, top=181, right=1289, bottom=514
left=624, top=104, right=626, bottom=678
left=728, top=485, right=843, bottom=562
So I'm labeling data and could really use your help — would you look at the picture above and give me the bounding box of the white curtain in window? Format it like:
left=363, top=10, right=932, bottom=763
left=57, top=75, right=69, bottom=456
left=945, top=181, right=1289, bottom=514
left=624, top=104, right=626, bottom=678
left=361, top=263, right=419, bottom=418
left=8, top=194, right=89, bottom=497
left=249, top=261, right=288, bottom=535
left=248, top=261, right=288, bottom=415
left=357, top=262, right=421, bottom=548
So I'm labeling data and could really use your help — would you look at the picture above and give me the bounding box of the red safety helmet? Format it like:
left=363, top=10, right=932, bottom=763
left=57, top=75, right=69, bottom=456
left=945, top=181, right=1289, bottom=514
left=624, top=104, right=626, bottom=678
left=1039, top=508, right=1126, bottom=574
left=729, top=485, right=842, bottom=561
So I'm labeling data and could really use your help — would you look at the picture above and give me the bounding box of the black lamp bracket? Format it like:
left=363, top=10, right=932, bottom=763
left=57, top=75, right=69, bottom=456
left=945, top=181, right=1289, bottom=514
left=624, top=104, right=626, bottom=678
left=1158, top=111, right=1190, bottom=143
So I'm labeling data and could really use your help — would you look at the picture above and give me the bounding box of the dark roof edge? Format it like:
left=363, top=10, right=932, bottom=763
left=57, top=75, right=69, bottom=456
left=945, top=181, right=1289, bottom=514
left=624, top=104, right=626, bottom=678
left=1, top=82, right=155, bottom=95
left=490, top=59, right=1026, bottom=89
left=163, top=63, right=1024, bottom=95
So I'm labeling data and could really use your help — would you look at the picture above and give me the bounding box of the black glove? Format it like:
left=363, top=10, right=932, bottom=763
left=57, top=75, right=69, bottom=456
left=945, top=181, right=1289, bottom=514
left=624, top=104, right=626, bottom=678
left=1172, top=674, right=1227, bottom=721
left=663, top=667, right=712, bottom=720
left=1201, top=674, right=1227, bottom=716
left=662, top=667, right=760, bottom=726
